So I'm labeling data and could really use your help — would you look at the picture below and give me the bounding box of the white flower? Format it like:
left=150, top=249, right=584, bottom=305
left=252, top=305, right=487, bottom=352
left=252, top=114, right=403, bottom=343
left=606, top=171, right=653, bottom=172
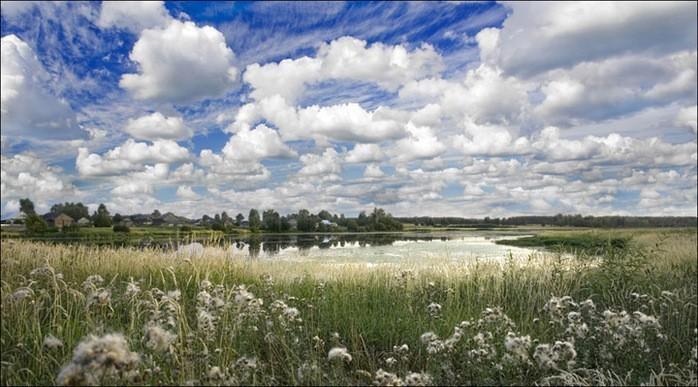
left=56, top=333, right=140, bottom=386
left=207, top=366, right=224, bottom=380
left=328, top=347, right=352, bottom=363
left=404, top=372, right=431, bottom=386
left=43, top=334, right=64, bottom=350
left=426, top=303, right=442, bottom=317
left=11, top=287, right=33, bottom=302
left=144, top=325, right=176, bottom=352
left=420, top=332, right=438, bottom=344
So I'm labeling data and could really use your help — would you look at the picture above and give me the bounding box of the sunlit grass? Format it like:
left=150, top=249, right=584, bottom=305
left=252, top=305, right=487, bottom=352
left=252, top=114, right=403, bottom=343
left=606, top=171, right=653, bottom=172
left=1, top=229, right=696, bottom=386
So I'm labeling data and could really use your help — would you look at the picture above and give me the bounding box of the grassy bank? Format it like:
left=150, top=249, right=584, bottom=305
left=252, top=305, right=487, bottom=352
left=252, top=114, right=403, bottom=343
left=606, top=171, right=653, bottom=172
left=1, top=229, right=696, bottom=386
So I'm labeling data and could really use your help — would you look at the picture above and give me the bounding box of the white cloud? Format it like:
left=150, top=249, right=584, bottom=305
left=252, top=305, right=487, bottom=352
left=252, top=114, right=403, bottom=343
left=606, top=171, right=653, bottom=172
left=535, top=51, right=697, bottom=124
left=97, top=1, right=171, bottom=33
left=1, top=153, right=80, bottom=216
left=297, top=148, right=342, bottom=177
left=482, top=2, right=698, bottom=77
left=1, top=35, right=81, bottom=140
left=363, top=163, right=385, bottom=178
left=676, top=105, right=697, bottom=134
left=391, top=122, right=446, bottom=162
left=453, top=119, right=531, bottom=156
left=120, top=20, right=238, bottom=103
left=345, top=143, right=384, bottom=163
left=176, top=185, right=200, bottom=200
left=243, top=36, right=443, bottom=103
left=76, top=139, right=189, bottom=177
left=111, top=181, right=153, bottom=196
left=231, top=95, right=407, bottom=143
left=221, top=124, right=296, bottom=162
left=123, top=112, right=193, bottom=141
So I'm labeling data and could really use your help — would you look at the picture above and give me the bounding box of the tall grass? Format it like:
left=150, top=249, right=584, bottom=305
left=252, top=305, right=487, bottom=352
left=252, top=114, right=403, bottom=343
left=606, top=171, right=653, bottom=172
left=1, top=229, right=696, bottom=386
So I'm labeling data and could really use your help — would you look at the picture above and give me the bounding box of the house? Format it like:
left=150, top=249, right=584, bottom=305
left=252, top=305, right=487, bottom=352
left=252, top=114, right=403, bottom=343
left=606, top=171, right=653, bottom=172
left=240, top=220, right=250, bottom=228
left=120, top=218, right=135, bottom=227
left=54, top=213, right=74, bottom=229
left=42, top=212, right=56, bottom=226
left=77, top=217, right=91, bottom=227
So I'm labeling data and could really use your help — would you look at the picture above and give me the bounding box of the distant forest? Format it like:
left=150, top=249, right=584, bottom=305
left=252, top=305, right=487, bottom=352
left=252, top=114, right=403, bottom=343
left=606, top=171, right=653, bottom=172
left=397, top=214, right=697, bottom=228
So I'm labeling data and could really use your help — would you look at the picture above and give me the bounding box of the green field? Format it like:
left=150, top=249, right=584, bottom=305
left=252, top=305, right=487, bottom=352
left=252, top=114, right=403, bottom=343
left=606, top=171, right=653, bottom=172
left=1, top=229, right=696, bottom=386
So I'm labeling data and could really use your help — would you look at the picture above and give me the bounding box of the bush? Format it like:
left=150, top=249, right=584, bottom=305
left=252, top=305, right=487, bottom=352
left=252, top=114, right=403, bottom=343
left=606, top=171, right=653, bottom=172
left=179, top=225, right=192, bottom=232
left=112, top=224, right=130, bottom=233
left=61, top=224, right=80, bottom=234
left=24, top=214, right=47, bottom=234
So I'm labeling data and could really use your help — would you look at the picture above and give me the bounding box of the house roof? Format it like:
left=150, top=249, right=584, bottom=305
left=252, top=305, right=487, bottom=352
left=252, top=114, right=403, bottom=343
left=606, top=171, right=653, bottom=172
left=55, top=213, right=74, bottom=221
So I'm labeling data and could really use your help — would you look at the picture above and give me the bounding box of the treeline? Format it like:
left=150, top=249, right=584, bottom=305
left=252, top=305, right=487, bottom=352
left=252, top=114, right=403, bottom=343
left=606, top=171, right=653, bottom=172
left=203, top=207, right=403, bottom=233
left=398, top=214, right=697, bottom=228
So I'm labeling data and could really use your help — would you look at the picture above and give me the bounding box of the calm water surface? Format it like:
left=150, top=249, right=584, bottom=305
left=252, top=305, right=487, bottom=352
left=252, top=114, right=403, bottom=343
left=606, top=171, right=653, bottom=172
left=225, top=232, right=537, bottom=263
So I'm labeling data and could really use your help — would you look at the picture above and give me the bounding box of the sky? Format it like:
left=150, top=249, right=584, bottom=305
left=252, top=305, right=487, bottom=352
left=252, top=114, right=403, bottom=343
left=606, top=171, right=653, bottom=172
left=1, top=1, right=696, bottom=219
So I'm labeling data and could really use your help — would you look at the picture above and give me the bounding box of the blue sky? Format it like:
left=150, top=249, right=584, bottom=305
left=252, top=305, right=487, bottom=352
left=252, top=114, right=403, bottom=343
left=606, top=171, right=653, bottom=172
left=1, top=1, right=696, bottom=219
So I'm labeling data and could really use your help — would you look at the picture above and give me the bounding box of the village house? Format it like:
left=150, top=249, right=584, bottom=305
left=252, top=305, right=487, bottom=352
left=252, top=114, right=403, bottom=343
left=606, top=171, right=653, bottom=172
left=54, top=213, right=74, bottom=229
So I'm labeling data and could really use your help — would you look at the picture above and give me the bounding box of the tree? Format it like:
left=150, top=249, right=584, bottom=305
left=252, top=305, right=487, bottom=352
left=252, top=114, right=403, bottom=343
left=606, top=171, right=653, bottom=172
left=20, top=198, right=36, bottom=216
left=92, top=203, right=112, bottom=227
left=221, top=212, right=232, bottom=225
left=113, top=213, right=124, bottom=223
left=318, top=210, right=332, bottom=220
left=51, top=202, right=89, bottom=220
left=248, top=209, right=261, bottom=232
left=152, top=209, right=162, bottom=218
left=25, top=213, right=47, bottom=234
left=262, top=209, right=281, bottom=232
left=19, top=198, right=46, bottom=233
left=235, top=213, right=244, bottom=226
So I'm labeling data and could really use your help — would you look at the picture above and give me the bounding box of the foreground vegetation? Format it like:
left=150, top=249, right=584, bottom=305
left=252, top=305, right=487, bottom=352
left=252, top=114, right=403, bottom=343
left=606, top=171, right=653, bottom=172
left=1, top=229, right=696, bottom=386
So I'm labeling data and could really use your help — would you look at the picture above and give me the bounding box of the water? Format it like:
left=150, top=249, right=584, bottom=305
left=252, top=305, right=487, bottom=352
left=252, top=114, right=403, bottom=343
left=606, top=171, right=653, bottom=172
left=224, top=232, right=537, bottom=263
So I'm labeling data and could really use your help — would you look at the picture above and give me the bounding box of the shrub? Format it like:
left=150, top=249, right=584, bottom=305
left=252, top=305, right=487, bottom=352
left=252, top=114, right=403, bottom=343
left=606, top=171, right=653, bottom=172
left=112, top=224, right=130, bottom=233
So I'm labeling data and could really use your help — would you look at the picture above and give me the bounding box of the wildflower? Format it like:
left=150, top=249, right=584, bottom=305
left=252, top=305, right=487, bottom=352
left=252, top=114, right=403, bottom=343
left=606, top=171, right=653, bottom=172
left=420, top=332, right=438, bottom=345
left=234, top=356, right=258, bottom=372
left=166, top=290, right=181, bottom=301
left=82, top=275, right=104, bottom=292
left=197, top=310, right=216, bottom=335
left=11, top=287, right=33, bottom=302
left=56, top=333, right=140, bottom=386
left=504, top=332, right=531, bottom=362
left=426, top=303, right=442, bottom=318
left=282, top=307, right=302, bottom=323
left=207, top=366, right=225, bottom=380
left=404, top=372, right=431, bottom=386
left=30, top=265, right=54, bottom=278
left=385, top=357, right=397, bottom=367
left=373, top=369, right=403, bottom=386
left=328, top=347, right=352, bottom=363
left=87, top=289, right=112, bottom=308
left=200, top=280, right=212, bottom=290
left=144, top=325, right=176, bottom=353
left=43, top=334, right=64, bottom=350
left=125, top=280, right=140, bottom=298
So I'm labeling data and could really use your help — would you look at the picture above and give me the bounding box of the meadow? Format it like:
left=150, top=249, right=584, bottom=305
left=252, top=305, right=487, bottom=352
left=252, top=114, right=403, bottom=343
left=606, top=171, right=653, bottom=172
left=1, top=229, right=696, bottom=386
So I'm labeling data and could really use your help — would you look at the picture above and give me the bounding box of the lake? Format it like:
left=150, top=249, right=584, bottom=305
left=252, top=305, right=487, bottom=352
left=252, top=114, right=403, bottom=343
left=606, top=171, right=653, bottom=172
left=224, top=231, right=537, bottom=263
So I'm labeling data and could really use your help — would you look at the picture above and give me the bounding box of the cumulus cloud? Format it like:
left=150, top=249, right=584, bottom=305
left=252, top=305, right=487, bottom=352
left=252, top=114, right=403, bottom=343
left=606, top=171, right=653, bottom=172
left=535, top=51, right=697, bottom=124
left=120, top=20, right=238, bottom=103
left=97, top=1, right=171, bottom=33
left=1, top=35, right=81, bottom=140
left=222, top=124, right=296, bottom=162
left=230, top=95, right=407, bottom=143
left=1, top=153, right=80, bottom=216
left=453, top=119, right=530, bottom=156
left=391, top=122, right=446, bottom=162
left=481, top=2, right=697, bottom=77
left=76, top=139, right=189, bottom=177
left=297, top=148, right=342, bottom=177
left=176, top=185, right=200, bottom=200
left=345, top=143, right=385, bottom=163
left=123, top=112, right=193, bottom=141
left=243, top=36, right=443, bottom=103
left=363, top=163, right=385, bottom=178
left=676, top=105, right=697, bottom=134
